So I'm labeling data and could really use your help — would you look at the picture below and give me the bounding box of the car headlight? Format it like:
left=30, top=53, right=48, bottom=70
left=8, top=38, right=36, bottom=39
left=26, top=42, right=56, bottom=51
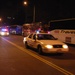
left=45, top=45, right=53, bottom=49
left=24, top=37, right=26, bottom=41
left=63, top=45, right=68, bottom=49
left=7, top=32, right=9, bottom=35
left=1, top=32, right=5, bottom=35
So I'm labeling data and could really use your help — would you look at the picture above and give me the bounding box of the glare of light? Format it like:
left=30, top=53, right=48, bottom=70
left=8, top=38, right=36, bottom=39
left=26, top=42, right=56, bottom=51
left=7, top=32, right=9, bottom=35
left=0, top=18, right=2, bottom=21
left=63, top=45, right=68, bottom=49
left=24, top=37, right=26, bottom=41
left=24, top=1, right=27, bottom=5
left=1, top=32, right=5, bottom=35
left=0, top=32, right=9, bottom=36
left=45, top=45, right=53, bottom=49
left=2, top=29, right=8, bottom=31
left=48, top=31, right=50, bottom=34
left=36, top=30, right=40, bottom=34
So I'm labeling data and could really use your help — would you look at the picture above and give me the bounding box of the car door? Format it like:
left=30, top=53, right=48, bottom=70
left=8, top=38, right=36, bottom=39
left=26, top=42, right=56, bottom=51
left=27, top=34, right=33, bottom=47
left=31, top=34, right=38, bottom=48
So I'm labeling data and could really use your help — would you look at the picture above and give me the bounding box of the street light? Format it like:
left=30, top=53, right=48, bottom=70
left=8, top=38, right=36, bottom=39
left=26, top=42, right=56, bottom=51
left=0, top=18, right=2, bottom=21
left=24, top=1, right=27, bottom=6
left=24, top=1, right=35, bottom=23
left=24, top=1, right=28, bottom=23
left=0, top=18, right=2, bottom=25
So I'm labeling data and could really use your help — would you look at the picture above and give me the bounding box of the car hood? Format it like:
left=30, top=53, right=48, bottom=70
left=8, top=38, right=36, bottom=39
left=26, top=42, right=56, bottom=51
left=39, top=40, right=64, bottom=45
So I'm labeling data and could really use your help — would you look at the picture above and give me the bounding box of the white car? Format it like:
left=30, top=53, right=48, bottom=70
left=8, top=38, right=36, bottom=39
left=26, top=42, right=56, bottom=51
left=0, top=29, right=9, bottom=36
left=23, top=33, right=69, bottom=55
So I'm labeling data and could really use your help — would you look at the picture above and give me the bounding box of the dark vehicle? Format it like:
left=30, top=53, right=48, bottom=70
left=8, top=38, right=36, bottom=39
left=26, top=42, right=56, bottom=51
left=9, top=25, right=22, bottom=35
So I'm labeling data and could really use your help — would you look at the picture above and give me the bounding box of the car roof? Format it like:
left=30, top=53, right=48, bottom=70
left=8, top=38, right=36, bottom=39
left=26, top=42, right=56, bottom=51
left=34, top=33, right=50, bottom=35
left=28, top=33, right=51, bottom=36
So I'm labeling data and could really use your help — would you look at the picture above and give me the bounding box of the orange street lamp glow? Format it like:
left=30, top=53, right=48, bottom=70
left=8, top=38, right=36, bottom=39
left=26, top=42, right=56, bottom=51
left=24, top=1, right=27, bottom=5
left=0, top=18, right=2, bottom=21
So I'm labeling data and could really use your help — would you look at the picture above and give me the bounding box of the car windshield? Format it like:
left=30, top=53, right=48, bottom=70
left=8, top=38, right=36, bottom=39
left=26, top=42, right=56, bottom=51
left=37, top=34, right=56, bottom=40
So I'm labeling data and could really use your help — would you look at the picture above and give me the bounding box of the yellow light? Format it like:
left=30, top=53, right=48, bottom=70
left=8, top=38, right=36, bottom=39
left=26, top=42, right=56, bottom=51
left=63, top=45, right=68, bottom=49
left=7, top=32, right=9, bottom=35
left=0, top=18, right=2, bottom=21
left=24, top=1, right=27, bottom=5
left=24, top=37, right=26, bottom=41
left=45, top=45, right=53, bottom=49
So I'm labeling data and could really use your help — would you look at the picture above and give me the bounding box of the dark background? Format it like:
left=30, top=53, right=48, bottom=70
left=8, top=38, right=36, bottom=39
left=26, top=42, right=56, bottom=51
left=0, top=0, right=75, bottom=25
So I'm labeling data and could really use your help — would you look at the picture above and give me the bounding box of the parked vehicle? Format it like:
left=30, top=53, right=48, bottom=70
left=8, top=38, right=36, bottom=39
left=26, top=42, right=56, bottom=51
left=48, top=18, right=75, bottom=45
left=9, top=25, right=22, bottom=35
left=0, top=26, right=9, bottom=36
left=22, top=22, right=42, bottom=37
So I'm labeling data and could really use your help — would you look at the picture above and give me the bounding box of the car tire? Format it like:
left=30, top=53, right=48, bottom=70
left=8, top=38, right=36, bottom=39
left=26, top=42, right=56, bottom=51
left=25, top=42, right=29, bottom=49
left=37, top=45, right=43, bottom=55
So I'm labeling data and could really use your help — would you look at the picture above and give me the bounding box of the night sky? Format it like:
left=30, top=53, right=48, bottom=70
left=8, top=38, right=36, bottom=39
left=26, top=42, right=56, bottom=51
left=0, top=0, right=75, bottom=25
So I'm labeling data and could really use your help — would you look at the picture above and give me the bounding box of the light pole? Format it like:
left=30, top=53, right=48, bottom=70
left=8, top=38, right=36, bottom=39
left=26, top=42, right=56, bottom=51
left=24, top=1, right=35, bottom=23
left=33, top=5, right=35, bottom=23
left=24, top=1, right=28, bottom=23
left=0, top=18, right=2, bottom=22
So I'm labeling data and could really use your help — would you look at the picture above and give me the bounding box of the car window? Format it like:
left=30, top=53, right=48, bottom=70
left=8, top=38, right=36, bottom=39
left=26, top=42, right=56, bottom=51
left=37, top=34, right=56, bottom=40
left=37, top=34, right=44, bottom=40
left=44, top=35, right=56, bottom=40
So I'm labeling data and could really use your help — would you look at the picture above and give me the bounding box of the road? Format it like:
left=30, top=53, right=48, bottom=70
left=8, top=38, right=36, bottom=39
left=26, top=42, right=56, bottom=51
left=0, top=35, right=75, bottom=75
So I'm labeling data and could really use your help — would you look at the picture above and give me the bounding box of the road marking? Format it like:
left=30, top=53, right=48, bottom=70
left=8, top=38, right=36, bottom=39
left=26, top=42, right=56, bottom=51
left=1, top=37, right=74, bottom=75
